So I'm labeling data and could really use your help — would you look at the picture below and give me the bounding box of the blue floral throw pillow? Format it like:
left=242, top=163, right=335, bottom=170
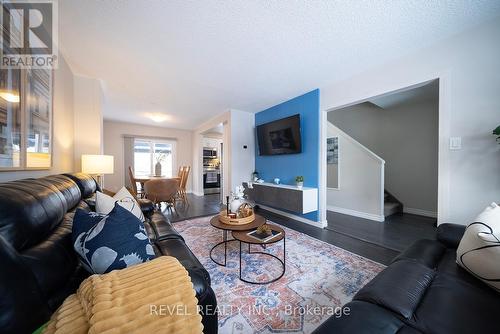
left=72, top=203, right=155, bottom=274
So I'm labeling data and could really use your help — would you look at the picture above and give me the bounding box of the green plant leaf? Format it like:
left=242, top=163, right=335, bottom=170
left=493, top=125, right=500, bottom=136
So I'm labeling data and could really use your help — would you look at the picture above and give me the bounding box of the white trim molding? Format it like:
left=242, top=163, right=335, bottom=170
left=191, top=191, right=205, bottom=197
left=258, top=205, right=327, bottom=228
left=327, top=205, right=385, bottom=222
left=403, top=207, right=438, bottom=218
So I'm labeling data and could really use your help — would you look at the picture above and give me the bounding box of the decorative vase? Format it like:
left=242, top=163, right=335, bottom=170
left=155, top=162, right=162, bottom=176
left=296, top=181, right=303, bottom=189
left=230, top=198, right=243, bottom=214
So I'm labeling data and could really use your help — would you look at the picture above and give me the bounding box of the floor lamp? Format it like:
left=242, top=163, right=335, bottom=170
left=81, top=154, right=114, bottom=189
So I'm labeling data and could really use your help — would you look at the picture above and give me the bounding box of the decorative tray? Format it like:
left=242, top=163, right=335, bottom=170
left=219, top=210, right=255, bottom=225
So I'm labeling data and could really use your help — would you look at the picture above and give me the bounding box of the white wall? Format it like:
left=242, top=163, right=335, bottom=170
left=230, top=109, right=255, bottom=190
left=103, top=120, right=193, bottom=193
left=0, top=55, right=76, bottom=182
left=329, top=98, right=439, bottom=214
left=73, top=75, right=104, bottom=170
left=320, top=17, right=500, bottom=225
left=326, top=123, right=385, bottom=221
left=326, top=163, right=338, bottom=188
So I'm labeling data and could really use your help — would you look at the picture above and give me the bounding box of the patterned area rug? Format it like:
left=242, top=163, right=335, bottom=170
left=174, top=216, right=385, bottom=334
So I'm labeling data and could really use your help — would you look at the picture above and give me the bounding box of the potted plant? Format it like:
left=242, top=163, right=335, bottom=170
left=295, top=176, right=304, bottom=189
left=494, top=125, right=500, bottom=144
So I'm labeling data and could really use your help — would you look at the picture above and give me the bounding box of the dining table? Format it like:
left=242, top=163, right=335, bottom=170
left=134, top=175, right=181, bottom=193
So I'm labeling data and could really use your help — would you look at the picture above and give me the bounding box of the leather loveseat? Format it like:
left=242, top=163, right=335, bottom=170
left=0, top=173, right=217, bottom=334
left=313, top=223, right=499, bottom=334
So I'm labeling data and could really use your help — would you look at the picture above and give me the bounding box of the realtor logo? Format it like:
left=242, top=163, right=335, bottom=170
left=1, top=0, right=58, bottom=68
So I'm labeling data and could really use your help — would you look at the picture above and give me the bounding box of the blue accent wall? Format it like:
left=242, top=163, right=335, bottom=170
left=255, top=89, right=320, bottom=221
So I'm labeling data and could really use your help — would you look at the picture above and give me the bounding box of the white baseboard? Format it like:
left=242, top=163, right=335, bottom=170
left=403, top=207, right=437, bottom=218
left=258, top=205, right=327, bottom=228
left=191, top=191, right=205, bottom=197
left=327, top=205, right=385, bottom=222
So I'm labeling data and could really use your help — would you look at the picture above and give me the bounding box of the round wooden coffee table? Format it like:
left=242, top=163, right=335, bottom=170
left=209, top=214, right=265, bottom=266
left=232, top=224, right=285, bottom=284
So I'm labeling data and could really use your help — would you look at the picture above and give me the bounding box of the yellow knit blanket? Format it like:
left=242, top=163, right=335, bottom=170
left=43, top=257, right=203, bottom=334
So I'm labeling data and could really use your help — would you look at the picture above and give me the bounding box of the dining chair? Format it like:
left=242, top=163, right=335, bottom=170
left=144, top=178, right=180, bottom=212
left=180, top=166, right=190, bottom=203
left=128, top=166, right=144, bottom=198
left=176, top=166, right=190, bottom=205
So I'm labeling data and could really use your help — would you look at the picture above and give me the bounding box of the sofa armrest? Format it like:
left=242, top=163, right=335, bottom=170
left=312, top=301, right=420, bottom=334
left=138, top=198, right=155, bottom=218
left=436, top=223, right=466, bottom=248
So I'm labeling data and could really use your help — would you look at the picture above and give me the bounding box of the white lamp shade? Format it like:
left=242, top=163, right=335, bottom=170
left=81, top=155, right=114, bottom=174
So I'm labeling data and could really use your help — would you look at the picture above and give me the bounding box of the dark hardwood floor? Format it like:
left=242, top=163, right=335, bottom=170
left=166, top=194, right=437, bottom=266
left=161, top=193, right=222, bottom=223
left=255, top=209, right=399, bottom=265
left=326, top=211, right=437, bottom=252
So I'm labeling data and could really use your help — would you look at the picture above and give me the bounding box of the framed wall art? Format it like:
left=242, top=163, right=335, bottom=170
left=327, top=137, right=338, bottom=164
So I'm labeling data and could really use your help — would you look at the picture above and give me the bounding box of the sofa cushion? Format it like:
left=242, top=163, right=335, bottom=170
left=137, top=198, right=155, bottom=218
left=155, top=238, right=210, bottom=286
left=0, top=235, right=51, bottom=334
left=408, top=271, right=500, bottom=334
left=456, top=202, right=500, bottom=292
left=0, top=179, right=72, bottom=250
left=63, top=173, right=98, bottom=199
left=148, top=212, right=184, bottom=241
left=96, top=187, right=145, bottom=222
left=437, top=223, right=466, bottom=248
left=436, top=249, right=489, bottom=287
left=46, top=263, right=89, bottom=311
left=20, top=212, right=79, bottom=299
left=312, top=300, right=422, bottom=334
left=27, top=176, right=82, bottom=211
left=72, top=204, right=155, bottom=274
left=392, top=239, right=446, bottom=269
left=354, top=260, right=435, bottom=319
left=143, top=221, right=156, bottom=241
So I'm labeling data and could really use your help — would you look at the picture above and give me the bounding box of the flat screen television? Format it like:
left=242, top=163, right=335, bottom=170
left=257, top=114, right=302, bottom=155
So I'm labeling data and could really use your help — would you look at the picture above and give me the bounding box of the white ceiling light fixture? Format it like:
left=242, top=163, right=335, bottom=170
left=145, top=112, right=170, bottom=123
left=0, top=90, right=20, bottom=103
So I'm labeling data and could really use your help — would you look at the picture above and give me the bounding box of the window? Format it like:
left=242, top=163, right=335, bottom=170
left=0, top=68, right=21, bottom=168
left=134, top=139, right=175, bottom=177
left=26, top=69, right=52, bottom=168
left=0, top=67, right=52, bottom=170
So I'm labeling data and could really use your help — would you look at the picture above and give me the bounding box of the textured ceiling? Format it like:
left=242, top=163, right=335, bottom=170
left=59, top=1, right=500, bottom=129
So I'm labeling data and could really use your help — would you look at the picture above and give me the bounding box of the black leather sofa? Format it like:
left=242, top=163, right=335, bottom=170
left=0, top=173, right=217, bottom=334
left=314, top=223, right=499, bottom=334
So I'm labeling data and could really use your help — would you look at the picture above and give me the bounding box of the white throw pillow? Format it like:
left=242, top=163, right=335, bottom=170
left=96, top=187, right=145, bottom=222
left=456, top=202, right=500, bottom=292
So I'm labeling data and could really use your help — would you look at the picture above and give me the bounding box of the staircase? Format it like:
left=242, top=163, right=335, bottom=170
left=384, top=190, right=403, bottom=217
